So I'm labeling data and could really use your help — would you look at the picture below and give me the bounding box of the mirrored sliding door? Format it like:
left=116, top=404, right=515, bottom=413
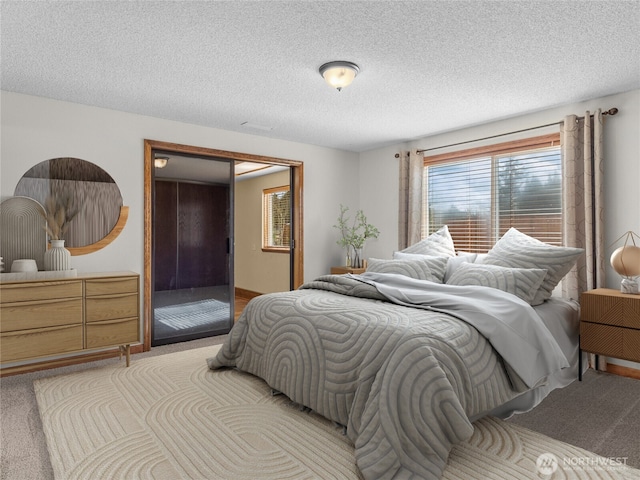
left=151, top=153, right=234, bottom=346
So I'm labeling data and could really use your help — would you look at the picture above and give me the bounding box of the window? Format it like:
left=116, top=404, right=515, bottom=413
left=423, top=133, right=561, bottom=253
left=263, top=186, right=291, bottom=252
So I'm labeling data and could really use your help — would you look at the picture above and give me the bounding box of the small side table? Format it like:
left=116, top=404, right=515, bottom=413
left=330, top=266, right=366, bottom=275
left=579, top=288, right=640, bottom=380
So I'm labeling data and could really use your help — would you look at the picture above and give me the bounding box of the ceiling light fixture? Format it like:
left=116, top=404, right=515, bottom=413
left=319, top=61, right=360, bottom=91
left=154, top=156, right=169, bottom=168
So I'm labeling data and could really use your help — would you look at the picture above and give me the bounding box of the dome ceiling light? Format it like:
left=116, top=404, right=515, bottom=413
left=319, top=61, right=360, bottom=91
left=154, top=156, right=169, bottom=169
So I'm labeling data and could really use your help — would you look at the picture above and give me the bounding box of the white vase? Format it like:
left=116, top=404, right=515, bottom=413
left=44, top=239, right=71, bottom=271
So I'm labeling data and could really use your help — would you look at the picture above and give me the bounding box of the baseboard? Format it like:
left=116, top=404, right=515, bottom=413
left=0, top=344, right=144, bottom=377
left=605, top=363, right=640, bottom=380
left=235, top=287, right=262, bottom=300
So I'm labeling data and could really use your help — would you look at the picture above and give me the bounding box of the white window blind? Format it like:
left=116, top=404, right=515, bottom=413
left=263, top=186, right=291, bottom=251
left=423, top=134, right=562, bottom=253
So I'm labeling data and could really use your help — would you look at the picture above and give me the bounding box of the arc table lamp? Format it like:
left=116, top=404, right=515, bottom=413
left=610, top=231, right=640, bottom=294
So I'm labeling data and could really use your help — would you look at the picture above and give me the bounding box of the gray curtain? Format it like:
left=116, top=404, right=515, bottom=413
left=561, top=109, right=605, bottom=297
left=561, top=109, right=606, bottom=369
left=398, top=150, right=424, bottom=249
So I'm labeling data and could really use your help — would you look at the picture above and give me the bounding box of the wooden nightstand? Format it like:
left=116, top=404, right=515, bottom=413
left=579, top=288, right=640, bottom=380
left=330, top=266, right=366, bottom=275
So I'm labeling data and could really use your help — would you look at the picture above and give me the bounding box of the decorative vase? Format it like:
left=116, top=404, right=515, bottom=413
left=352, top=247, right=363, bottom=268
left=44, top=239, right=71, bottom=271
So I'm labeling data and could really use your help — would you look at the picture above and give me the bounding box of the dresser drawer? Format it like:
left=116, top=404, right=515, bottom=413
left=85, top=317, right=139, bottom=349
left=0, top=280, right=82, bottom=304
left=623, top=329, right=640, bottom=362
left=580, top=290, right=640, bottom=328
left=580, top=322, right=640, bottom=361
left=0, top=298, right=83, bottom=332
left=85, top=293, right=138, bottom=322
left=85, top=277, right=138, bottom=297
left=0, top=324, right=83, bottom=363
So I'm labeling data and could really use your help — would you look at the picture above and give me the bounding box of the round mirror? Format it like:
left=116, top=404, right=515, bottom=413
left=14, top=157, right=127, bottom=255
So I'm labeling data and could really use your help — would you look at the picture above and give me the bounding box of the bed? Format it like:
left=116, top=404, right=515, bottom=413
left=208, top=227, right=584, bottom=479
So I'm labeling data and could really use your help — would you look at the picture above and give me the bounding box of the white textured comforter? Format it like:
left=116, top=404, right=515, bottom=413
left=208, top=273, right=568, bottom=479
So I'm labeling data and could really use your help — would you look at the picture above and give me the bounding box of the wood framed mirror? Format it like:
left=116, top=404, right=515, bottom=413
left=13, top=157, right=129, bottom=255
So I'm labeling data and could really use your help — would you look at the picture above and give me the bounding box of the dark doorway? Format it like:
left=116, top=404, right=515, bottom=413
left=143, top=139, right=304, bottom=352
left=151, top=153, right=234, bottom=346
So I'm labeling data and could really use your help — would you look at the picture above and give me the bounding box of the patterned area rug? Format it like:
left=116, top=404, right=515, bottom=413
left=154, top=299, right=230, bottom=332
left=35, top=346, right=640, bottom=480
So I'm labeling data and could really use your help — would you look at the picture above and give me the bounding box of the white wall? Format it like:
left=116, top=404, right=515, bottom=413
left=360, top=89, right=640, bottom=369
left=3, top=89, right=638, bottom=368
left=0, top=91, right=360, bottom=282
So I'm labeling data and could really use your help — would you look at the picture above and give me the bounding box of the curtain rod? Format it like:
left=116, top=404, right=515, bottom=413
left=394, top=107, right=618, bottom=158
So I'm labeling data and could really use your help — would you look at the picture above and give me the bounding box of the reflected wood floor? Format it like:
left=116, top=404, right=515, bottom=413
left=234, top=294, right=252, bottom=321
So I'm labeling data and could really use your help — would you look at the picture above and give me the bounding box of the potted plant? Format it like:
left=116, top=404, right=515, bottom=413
left=41, top=193, right=79, bottom=240
left=334, top=204, right=379, bottom=268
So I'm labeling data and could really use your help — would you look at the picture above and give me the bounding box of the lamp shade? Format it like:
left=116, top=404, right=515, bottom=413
left=154, top=157, right=169, bottom=168
left=610, top=245, right=640, bottom=277
left=319, top=61, right=359, bottom=91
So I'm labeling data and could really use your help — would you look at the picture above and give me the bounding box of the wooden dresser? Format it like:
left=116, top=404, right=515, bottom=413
left=580, top=288, right=640, bottom=373
left=1, top=271, right=139, bottom=374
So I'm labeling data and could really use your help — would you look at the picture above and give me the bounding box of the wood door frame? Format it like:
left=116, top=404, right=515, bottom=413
left=143, top=139, right=304, bottom=351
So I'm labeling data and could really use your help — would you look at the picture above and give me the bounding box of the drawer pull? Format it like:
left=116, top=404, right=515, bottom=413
left=91, top=317, right=138, bottom=326
left=2, top=280, right=82, bottom=289
left=1, top=324, right=79, bottom=337
left=2, top=297, right=81, bottom=308
left=89, top=292, right=137, bottom=300
left=88, top=277, right=135, bottom=283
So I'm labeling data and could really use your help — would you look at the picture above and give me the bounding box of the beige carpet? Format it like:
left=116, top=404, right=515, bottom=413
left=35, top=346, right=640, bottom=480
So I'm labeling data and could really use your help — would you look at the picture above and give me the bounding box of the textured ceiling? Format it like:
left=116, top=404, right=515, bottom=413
left=1, top=1, right=639, bottom=153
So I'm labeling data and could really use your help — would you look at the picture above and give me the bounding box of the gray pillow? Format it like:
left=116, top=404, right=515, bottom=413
left=399, top=225, right=456, bottom=257
left=394, top=251, right=477, bottom=282
left=367, top=256, right=448, bottom=283
left=446, top=262, right=547, bottom=305
left=483, top=228, right=584, bottom=305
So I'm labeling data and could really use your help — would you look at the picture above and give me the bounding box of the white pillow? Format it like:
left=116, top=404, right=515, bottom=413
left=399, top=225, right=456, bottom=257
left=446, top=262, right=547, bottom=305
left=393, top=251, right=432, bottom=261
left=395, top=251, right=477, bottom=282
left=483, top=228, right=584, bottom=305
left=474, top=253, right=488, bottom=264
left=367, top=256, right=448, bottom=283
left=444, top=253, right=477, bottom=282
